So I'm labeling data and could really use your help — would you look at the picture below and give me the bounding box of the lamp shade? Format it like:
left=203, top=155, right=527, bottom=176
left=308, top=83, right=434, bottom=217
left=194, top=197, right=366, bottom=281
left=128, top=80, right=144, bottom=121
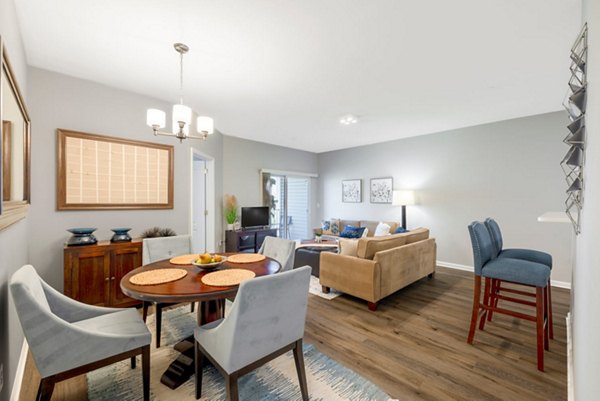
left=392, top=190, right=415, bottom=206
left=173, top=104, right=192, bottom=125
left=197, top=116, right=214, bottom=134
left=146, top=109, right=166, bottom=128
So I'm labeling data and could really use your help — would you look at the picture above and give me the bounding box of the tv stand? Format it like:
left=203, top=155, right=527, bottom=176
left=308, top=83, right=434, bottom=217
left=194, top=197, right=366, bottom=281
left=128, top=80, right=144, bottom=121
left=225, top=227, right=277, bottom=253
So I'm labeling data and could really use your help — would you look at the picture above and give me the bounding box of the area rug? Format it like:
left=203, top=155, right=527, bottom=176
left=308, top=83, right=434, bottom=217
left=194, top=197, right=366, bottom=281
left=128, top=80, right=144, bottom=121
left=88, top=306, right=390, bottom=401
left=309, top=275, right=342, bottom=300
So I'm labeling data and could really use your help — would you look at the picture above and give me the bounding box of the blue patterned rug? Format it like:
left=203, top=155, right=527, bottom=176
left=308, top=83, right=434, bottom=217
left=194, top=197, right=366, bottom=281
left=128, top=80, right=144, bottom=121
left=87, top=306, right=391, bottom=401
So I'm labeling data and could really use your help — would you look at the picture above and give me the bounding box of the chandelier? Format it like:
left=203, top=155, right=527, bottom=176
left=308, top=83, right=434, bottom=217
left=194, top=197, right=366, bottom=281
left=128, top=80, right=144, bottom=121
left=146, top=43, right=214, bottom=142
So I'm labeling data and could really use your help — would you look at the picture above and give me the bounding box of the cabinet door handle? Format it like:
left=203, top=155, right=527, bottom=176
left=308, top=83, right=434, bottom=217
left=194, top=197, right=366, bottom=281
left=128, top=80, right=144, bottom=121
left=240, top=236, right=250, bottom=240
left=111, top=276, right=116, bottom=281
left=105, top=277, right=110, bottom=282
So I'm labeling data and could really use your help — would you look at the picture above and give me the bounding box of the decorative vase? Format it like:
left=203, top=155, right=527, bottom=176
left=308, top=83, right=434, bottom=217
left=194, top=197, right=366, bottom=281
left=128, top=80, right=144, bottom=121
left=66, top=228, right=98, bottom=246
left=227, top=223, right=234, bottom=231
left=110, top=228, right=132, bottom=243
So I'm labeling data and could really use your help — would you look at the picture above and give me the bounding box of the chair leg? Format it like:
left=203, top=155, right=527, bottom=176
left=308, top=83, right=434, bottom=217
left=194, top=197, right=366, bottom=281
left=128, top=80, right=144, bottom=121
left=36, top=378, right=55, bottom=401
left=156, top=303, right=163, bottom=348
left=367, top=302, right=378, bottom=311
left=195, top=339, right=204, bottom=399
left=191, top=302, right=195, bottom=313
left=131, top=356, right=136, bottom=369
left=544, top=286, right=550, bottom=351
left=487, top=279, right=499, bottom=321
left=142, top=301, right=150, bottom=322
left=479, top=278, right=491, bottom=330
left=226, top=373, right=239, bottom=401
left=548, top=279, right=554, bottom=339
left=293, top=339, right=309, bottom=401
left=467, top=276, right=482, bottom=344
left=142, top=345, right=150, bottom=401
left=536, top=287, right=545, bottom=372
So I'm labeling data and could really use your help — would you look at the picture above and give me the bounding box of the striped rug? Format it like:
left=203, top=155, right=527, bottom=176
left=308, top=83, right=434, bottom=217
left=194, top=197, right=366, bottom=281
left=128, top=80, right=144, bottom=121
left=88, top=306, right=390, bottom=401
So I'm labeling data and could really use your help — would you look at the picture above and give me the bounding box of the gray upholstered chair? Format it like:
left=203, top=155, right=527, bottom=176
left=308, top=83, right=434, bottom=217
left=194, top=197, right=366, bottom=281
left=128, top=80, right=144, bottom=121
left=10, top=265, right=151, bottom=401
left=142, top=234, right=195, bottom=347
left=484, top=218, right=554, bottom=337
left=194, top=265, right=312, bottom=401
left=467, top=221, right=551, bottom=371
left=258, top=236, right=296, bottom=272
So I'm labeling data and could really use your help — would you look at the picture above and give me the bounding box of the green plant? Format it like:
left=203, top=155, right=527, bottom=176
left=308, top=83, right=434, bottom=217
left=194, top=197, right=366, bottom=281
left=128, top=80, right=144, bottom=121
left=140, top=227, right=177, bottom=238
left=224, top=194, right=238, bottom=224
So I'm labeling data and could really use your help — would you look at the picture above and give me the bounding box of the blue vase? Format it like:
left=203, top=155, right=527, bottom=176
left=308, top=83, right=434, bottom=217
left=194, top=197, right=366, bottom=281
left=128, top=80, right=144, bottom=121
left=111, top=228, right=132, bottom=243
left=67, top=228, right=98, bottom=246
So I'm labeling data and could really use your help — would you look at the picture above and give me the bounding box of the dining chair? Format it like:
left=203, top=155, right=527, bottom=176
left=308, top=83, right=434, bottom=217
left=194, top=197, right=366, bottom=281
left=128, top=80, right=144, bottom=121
left=194, top=265, right=312, bottom=401
left=258, top=236, right=297, bottom=272
left=142, top=234, right=195, bottom=347
left=484, top=218, right=554, bottom=338
left=467, top=221, right=551, bottom=371
left=10, top=265, right=151, bottom=401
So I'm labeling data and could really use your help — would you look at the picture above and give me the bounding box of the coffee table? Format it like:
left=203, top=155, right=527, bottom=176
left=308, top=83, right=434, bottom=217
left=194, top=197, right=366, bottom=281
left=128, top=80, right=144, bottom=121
left=295, top=240, right=338, bottom=277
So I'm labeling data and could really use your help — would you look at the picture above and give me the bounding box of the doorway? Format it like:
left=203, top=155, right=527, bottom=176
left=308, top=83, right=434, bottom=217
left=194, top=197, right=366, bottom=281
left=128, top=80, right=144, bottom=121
left=190, top=148, right=216, bottom=252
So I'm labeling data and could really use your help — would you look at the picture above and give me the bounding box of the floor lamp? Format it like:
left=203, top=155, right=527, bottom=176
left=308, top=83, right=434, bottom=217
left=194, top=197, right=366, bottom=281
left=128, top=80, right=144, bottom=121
left=392, top=190, right=415, bottom=229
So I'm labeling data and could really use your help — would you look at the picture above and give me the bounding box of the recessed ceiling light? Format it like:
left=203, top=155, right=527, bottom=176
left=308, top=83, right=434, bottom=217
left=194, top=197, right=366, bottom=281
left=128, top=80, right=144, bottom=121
left=339, top=114, right=358, bottom=125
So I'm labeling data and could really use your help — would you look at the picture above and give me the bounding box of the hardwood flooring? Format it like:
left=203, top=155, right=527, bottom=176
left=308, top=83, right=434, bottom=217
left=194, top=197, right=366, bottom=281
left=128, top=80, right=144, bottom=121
left=19, top=267, right=568, bottom=401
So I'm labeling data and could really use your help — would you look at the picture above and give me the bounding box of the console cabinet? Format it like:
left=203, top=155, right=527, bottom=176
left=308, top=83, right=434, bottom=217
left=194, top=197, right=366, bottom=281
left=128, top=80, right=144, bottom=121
left=225, top=228, right=278, bottom=253
left=64, top=240, right=142, bottom=307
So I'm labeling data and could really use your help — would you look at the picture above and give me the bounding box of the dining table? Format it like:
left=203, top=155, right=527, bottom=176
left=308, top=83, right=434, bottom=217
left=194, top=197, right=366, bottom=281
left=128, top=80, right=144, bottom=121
left=120, top=253, right=281, bottom=389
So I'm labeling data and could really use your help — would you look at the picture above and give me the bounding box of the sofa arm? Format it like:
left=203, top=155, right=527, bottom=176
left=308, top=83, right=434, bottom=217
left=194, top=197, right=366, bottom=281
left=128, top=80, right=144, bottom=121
left=374, top=238, right=436, bottom=298
left=319, top=252, right=381, bottom=302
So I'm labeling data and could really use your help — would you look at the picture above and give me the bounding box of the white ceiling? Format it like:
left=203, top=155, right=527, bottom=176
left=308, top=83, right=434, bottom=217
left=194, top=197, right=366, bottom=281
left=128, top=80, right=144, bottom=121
left=15, top=0, right=581, bottom=153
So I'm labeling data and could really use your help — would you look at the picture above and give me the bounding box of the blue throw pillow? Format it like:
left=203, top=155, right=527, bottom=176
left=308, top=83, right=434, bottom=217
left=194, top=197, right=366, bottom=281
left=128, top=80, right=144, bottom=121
left=340, top=225, right=366, bottom=239
left=394, top=226, right=409, bottom=234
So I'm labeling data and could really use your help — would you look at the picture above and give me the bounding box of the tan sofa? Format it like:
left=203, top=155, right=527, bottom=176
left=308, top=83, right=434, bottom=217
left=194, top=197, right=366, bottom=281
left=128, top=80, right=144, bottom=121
left=314, top=219, right=402, bottom=238
left=320, top=228, right=436, bottom=310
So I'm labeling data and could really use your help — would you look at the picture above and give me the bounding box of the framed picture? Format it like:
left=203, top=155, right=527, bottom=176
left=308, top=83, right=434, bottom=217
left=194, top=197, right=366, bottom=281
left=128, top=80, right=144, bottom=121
left=370, top=177, right=393, bottom=203
left=342, top=179, right=362, bottom=203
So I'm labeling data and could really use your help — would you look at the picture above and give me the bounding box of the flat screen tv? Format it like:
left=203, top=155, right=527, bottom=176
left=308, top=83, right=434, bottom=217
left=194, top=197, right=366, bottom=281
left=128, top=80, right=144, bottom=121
left=241, top=206, right=270, bottom=229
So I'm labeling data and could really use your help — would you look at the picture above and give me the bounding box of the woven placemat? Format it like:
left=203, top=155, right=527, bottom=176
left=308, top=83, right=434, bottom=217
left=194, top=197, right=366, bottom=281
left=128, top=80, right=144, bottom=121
left=201, top=269, right=256, bottom=286
left=227, top=253, right=266, bottom=263
left=169, top=254, right=198, bottom=265
left=129, top=269, right=188, bottom=286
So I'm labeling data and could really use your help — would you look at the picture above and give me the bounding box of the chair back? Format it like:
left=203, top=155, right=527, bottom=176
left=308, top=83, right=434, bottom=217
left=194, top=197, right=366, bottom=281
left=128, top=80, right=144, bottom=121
left=468, top=221, right=495, bottom=276
left=484, top=218, right=503, bottom=256
left=142, top=235, right=192, bottom=264
left=258, top=236, right=296, bottom=272
left=218, top=265, right=311, bottom=373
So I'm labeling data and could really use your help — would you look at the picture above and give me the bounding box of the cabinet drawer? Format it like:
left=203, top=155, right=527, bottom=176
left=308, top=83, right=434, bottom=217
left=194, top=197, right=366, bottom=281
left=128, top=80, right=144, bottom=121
left=238, top=233, right=255, bottom=248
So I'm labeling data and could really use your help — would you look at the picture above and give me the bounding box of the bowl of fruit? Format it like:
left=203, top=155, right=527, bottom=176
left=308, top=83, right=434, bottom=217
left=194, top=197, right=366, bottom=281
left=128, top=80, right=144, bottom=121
left=192, top=253, right=227, bottom=271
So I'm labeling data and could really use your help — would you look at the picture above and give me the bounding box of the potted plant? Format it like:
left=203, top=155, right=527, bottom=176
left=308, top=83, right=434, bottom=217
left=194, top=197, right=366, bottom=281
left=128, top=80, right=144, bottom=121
left=224, top=194, right=238, bottom=231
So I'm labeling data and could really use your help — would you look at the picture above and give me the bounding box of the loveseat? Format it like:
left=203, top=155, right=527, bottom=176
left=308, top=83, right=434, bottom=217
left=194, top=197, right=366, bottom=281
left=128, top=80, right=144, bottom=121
left=314, top=219, right=402, bottom=239
left=319, top=228, right=436, bottom=310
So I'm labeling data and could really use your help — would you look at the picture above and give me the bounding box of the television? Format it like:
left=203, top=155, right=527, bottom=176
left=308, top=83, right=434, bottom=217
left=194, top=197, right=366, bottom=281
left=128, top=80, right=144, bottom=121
left=241, top=206, right=270, bottom=229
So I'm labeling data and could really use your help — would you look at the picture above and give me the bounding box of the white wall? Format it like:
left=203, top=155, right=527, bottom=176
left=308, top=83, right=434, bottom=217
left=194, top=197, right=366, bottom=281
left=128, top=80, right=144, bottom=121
left=318, top=111, right=573, bottom=284
left=572, top=3, right=599, bottom=400
left=0, top=0, right=28, bottom=399
left=27, top=67, right=224, bottom=291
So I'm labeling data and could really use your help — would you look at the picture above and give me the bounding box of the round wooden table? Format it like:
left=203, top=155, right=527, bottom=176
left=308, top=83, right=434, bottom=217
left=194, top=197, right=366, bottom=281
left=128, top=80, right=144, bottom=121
left=121, top=254, right=281, bottom=389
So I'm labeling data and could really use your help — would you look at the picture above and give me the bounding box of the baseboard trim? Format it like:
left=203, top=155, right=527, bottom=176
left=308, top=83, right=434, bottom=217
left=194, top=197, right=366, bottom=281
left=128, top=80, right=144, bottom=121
left=10, top=340, right=28, bottom=401
left=436, top=260, right=571, bottom=289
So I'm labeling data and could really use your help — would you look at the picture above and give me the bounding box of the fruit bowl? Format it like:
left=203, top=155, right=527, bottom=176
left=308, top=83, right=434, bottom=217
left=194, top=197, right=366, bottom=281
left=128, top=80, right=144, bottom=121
left=192, top=255, right=228, bottom=271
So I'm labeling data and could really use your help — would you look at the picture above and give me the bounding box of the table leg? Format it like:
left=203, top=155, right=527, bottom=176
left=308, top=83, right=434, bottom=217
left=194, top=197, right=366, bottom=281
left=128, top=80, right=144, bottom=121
left=160, top=299, right=225, bottom=389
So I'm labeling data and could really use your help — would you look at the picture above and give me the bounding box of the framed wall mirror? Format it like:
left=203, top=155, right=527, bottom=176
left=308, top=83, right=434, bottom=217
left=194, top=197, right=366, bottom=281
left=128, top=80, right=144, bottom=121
left=0, top=36, right=31, bottom=230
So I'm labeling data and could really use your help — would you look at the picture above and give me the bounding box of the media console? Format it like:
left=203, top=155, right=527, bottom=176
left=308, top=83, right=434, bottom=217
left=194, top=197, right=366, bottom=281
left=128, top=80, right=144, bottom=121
left=225, top=227, right=278, bottom=253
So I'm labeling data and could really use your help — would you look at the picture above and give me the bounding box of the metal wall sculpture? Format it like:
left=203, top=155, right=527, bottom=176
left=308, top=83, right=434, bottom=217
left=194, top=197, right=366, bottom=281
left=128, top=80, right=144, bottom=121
left=562, top=23, right=587, bottom=234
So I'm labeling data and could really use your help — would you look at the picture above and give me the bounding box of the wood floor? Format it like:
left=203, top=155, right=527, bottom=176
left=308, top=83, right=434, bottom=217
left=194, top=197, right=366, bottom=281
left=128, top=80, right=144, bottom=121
left=19, top=267, right=568, bottom=401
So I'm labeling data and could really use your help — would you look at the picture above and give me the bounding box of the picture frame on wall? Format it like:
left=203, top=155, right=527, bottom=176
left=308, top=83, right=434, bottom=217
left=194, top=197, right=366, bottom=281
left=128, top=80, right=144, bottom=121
left=342, top=179, right=362, bottom=203
left=370, top=177, right=393, bottom=203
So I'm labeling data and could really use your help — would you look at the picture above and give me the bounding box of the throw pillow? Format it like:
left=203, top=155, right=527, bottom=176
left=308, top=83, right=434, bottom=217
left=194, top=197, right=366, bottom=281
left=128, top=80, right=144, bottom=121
left=321, top=220, right=333, bottom=235
left=394, top=226, right=409, bottom=234
left=374, top=222, right=391, bottom=236
left=339, top=238, right=359, bottom=257
left=361, top=227, right=369, bottom=238
left=330, top=218, right=341, bottom=235
left=340, top=225, right=366, bottom=239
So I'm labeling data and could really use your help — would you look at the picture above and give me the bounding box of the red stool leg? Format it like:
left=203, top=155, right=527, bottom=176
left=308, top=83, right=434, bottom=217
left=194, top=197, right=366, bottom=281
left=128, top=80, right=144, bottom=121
left=544, top=286, right=550, bottom=351
left=548, top=279, right=554, bottom=339
left=479, top=278, right=491, bottom=330
left=536, top=287, right=545, bottom=372
left=467, top=276, right=482, bottom=344
left=487, top=279, right=499, bottom=321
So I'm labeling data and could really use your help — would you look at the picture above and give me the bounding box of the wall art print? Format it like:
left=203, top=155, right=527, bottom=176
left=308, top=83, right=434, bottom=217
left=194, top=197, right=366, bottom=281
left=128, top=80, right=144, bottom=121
left=370, top=177, right=393, bottom=204
left=342, top=179, right=362, bottom=203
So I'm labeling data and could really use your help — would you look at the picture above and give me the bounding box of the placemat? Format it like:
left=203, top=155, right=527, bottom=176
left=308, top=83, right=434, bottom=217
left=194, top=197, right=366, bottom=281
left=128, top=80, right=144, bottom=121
left=129, top=269, right=188, bottom=286
left=227, top=253, right=266, bottom=263
left=201, top=269, right=256, bottom=286
left=169, top=254, right=198, bottom=265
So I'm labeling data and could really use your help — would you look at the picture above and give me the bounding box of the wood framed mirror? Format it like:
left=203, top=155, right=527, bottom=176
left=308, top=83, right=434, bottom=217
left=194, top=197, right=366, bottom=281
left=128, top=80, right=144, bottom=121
left=0, top=36, right=31, bottom=230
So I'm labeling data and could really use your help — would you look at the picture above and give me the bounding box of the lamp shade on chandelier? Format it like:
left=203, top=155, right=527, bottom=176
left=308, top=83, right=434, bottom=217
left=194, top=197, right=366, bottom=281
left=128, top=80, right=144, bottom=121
left=146, top=43, right=214, bottom=142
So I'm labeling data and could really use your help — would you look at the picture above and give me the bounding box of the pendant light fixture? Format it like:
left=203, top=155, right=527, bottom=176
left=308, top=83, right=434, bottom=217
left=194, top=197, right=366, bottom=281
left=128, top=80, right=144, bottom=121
left=146, top=43, right=214, bottom=142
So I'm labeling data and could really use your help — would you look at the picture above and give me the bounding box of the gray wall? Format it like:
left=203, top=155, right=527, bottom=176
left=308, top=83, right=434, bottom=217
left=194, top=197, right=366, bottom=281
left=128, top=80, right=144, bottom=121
left=573, top=3, right=598, bottom=399
left=0, top=0, right=28, bottom=399
left=318, top=111, right=573, bottom=284
left=27, top=67, right=224, bottom=291
left=222, top=135, right=320, bottom=237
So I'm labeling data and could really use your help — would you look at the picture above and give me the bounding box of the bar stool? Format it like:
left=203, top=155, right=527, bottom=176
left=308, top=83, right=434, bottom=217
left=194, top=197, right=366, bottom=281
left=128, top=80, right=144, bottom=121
left=484, top=218, right=554, bottom=338
left=467, top=221, right=551, bottom=371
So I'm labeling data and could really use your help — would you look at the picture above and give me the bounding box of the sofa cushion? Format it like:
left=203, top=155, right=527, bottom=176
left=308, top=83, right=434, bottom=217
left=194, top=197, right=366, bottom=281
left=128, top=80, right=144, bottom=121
left=339, top=220, right=360, bottom=233
left=404, top=227, right=429, bottom=244
left=338, top=238, right=359, bottom=257
left=356, top=227, right=430, bottom=260
left=340, top=225, right=366, bottom=239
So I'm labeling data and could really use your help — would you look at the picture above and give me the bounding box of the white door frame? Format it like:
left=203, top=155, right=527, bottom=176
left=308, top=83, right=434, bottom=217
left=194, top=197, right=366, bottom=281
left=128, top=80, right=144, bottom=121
left=190, top=147, right=216, bottom=252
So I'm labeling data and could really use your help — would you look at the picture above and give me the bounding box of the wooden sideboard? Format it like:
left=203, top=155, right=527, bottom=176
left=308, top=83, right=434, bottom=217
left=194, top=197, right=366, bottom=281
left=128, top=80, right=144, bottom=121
left=225, top=228, right=277, bottom=253
left=64, top=239, right=142, bottom=308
